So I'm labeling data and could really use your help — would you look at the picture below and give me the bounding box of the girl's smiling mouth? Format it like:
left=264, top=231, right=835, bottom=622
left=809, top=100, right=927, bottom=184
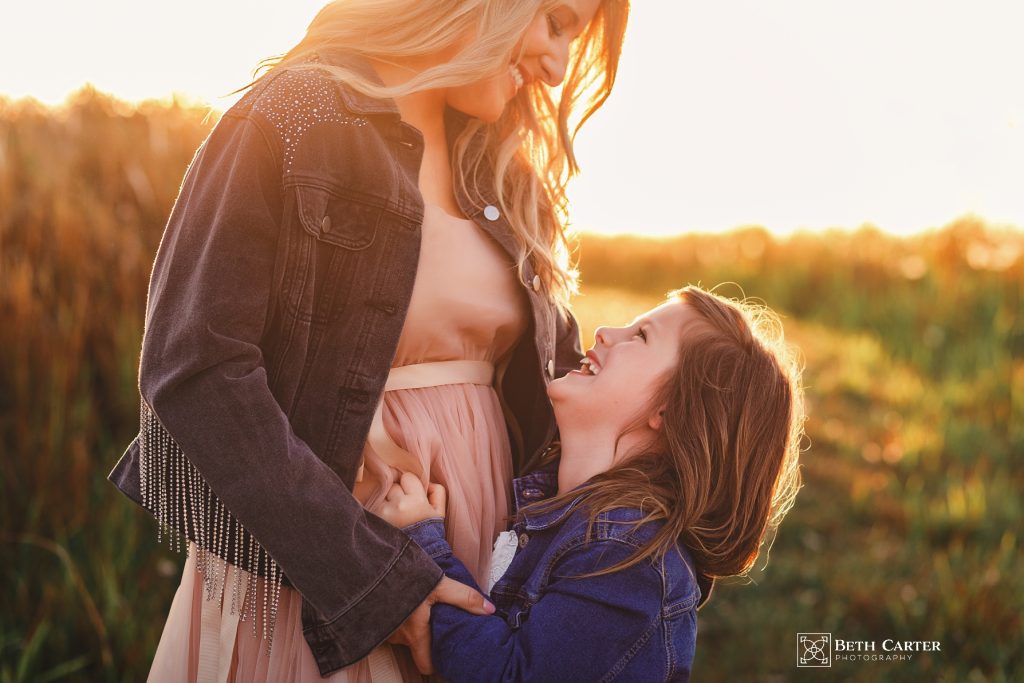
left=573, top=350, right=603, bottom=376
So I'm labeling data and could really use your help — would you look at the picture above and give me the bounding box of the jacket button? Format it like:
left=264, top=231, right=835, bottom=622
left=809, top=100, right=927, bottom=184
left=321, top=215, right=331, bottom=232
left=483, top=205, right=500, bottom=221
left=532, top=275, right=541, bottom=292
left=522, top=487, right=544, bottom=499
left=546, top=359, right=555, bottom=379
left=518, top=533, right=530, bottom=548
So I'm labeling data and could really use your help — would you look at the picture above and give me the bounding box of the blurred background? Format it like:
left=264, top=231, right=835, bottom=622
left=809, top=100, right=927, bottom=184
left=1, top=2, right=1021, bottom=681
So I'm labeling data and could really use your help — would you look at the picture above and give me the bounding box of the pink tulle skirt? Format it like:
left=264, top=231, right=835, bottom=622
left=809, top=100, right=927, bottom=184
left=148, top=383, right=512, bottom=682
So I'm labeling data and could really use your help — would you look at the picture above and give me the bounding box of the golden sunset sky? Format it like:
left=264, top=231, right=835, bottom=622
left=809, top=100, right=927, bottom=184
left=3, top=1, right=1022, bottom=236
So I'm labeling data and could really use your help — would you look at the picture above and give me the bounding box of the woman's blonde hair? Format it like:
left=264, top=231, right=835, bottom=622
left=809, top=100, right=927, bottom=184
left=245, top=0, right=629, bottom=312
left=527, top=286, right=805, bottom=579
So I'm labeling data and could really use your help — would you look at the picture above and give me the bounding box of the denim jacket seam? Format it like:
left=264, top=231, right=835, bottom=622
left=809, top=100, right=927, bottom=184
left=302, top=538, right=417, bottom=631
left=521, top=489, right=589, bottom=531
left=542, top=533, right=667, bottom=680
left=226, top=70, right=402, bottom=209
left=555, top=307, right=573, bottom=342
left=593, top=519, right=651, bottom=547
left=283, top=178, right=420, bottom=226
left=658, top=553, right=698, bottom=618
left=402, top=518, right=450, bottom=560
left=663, top=615, right=675, bottom=678
left=402, top=517, right=444, bottom=535
left=422, top=545, right=451, bottom=562
left=213, top=109, right=287, bottom=349
left=544, top=534, right=587, bottom=583
left=243, top=110, right=287, bottom=343
left=664, top=547, right=701, bottom=616
left=221, top=110, right=282, bottom=170
left=663, top=559, right=699, bottom=616
left=660, top=554, right=675, bottom=675
left=545, top=534, right=641, bottom=586
left=242, top=64, right=370, bottom=122
left=597, top=613, right=661, bottom=683
left=663, top=592, right=699, bottom=617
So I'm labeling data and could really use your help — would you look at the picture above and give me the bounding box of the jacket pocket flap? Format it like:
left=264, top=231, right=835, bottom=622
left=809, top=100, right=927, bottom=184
left=295, top=185, right=379, bottom=250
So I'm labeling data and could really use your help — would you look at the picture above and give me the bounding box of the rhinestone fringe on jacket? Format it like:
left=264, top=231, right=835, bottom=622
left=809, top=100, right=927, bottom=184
left=138, top=400, right=284, bottom=655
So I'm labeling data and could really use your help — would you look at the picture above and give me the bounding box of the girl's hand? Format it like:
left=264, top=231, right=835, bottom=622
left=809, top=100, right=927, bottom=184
left=378, top=472, right=447, bottom=528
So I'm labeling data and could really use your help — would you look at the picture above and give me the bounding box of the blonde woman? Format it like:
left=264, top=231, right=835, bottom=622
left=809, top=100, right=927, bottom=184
left=106, top=0, right=629, bottom=680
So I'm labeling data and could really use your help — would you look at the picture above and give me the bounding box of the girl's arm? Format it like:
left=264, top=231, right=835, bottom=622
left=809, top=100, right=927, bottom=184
left=379, top=466, right=690, bottom=681
left=406, top=521, right=675, bottom=682
left=379, top=476, right=481, bottom=594
left=381, top=472, right=675, bottom=681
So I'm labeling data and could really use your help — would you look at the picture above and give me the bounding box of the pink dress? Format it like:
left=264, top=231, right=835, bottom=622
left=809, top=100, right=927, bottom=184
left=148, top=203, right=529, bottom=682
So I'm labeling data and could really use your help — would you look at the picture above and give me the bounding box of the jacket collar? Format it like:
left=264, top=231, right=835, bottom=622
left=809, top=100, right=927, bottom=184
left=512, top=459, right=590, bottom=531
left=310, top=49, right=527, bottom=270
left=311, top=49, right=401, bottom=117
left=308, top=50, right=493, bottom=140
left=444, top=113, right=526, bottom=269
left=312, top=49, right=480, bottom=133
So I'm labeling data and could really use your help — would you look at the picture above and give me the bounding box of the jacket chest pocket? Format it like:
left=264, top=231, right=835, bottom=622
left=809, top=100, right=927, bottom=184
left=297, top=184, right=379, bottom=250
left=279, top=184, right=384, bottom=325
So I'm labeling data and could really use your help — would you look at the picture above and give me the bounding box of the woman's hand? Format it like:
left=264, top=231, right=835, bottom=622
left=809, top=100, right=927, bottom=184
left=378, top=472, right=447, bottom=528
left=388, top=576, right=495, bottom=674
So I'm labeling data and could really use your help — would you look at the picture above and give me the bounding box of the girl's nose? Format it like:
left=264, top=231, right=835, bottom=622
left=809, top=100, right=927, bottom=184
left=594, top=325, right=628, bottom=347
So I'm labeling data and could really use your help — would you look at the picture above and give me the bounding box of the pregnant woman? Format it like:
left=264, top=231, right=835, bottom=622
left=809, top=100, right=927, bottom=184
left=106, top=0, right=629, bottom=680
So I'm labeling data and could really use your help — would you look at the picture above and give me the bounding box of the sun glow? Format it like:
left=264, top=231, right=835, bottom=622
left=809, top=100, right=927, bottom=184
left=3, top=0, right=1021, bottom=237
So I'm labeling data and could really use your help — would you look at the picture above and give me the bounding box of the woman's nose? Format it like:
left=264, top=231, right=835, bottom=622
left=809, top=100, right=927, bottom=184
left=539, top=48, right=569, bottom=86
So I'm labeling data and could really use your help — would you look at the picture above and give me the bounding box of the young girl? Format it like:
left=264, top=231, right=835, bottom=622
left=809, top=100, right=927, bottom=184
left=380, top=286, right=805, bottom=681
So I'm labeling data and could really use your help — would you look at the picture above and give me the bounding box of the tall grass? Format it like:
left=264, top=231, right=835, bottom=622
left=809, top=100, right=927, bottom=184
left=1, top=89, right=1021, bottom=681
left=1, top=89, right=216, bottom=682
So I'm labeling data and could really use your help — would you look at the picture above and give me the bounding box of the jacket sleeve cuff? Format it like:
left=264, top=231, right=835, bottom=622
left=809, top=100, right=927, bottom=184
left=402, top=518, right=451, bottom=560
left=301, top=538, right=443, bottom=676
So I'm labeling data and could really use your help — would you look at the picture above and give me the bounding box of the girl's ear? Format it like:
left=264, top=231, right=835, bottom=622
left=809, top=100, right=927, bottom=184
left=648, top=406, right=666, bottom=432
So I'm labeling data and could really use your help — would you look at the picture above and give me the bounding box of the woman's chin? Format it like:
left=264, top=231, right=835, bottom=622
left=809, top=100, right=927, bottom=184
left=448, top=87, right=510, bottom=123
left=465, top=100, right=506, bottom=123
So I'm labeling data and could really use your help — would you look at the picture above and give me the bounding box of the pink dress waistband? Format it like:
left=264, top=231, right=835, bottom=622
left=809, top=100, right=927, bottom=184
left=357, top=360, right=495, bottom=482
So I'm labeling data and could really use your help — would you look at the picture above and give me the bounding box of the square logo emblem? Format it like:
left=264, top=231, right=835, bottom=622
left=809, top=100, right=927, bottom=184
left=797, top=633, right=832, bottom=667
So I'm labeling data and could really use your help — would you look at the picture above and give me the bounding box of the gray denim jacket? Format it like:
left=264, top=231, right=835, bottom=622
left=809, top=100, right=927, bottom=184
left=106, top=50, right=583, bottom=676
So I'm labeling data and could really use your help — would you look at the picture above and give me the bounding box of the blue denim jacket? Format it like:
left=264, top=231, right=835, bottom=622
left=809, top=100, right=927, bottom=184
left=405, top=464, right=712, bottom=682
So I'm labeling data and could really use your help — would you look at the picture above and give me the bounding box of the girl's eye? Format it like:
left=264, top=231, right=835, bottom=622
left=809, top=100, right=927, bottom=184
left=547, top=13, right=563, bottom=37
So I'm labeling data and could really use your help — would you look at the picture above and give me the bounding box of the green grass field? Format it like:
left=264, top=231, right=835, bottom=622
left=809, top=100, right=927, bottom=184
left=2, top=89, right=1021, bottom=682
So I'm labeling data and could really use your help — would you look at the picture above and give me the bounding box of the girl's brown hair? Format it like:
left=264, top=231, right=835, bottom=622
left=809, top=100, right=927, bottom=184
left=528, top=286, right=805, bottom=579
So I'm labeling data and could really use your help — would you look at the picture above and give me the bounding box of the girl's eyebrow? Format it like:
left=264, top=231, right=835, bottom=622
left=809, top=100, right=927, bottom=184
left=632, top=317, right=658, bottom=332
